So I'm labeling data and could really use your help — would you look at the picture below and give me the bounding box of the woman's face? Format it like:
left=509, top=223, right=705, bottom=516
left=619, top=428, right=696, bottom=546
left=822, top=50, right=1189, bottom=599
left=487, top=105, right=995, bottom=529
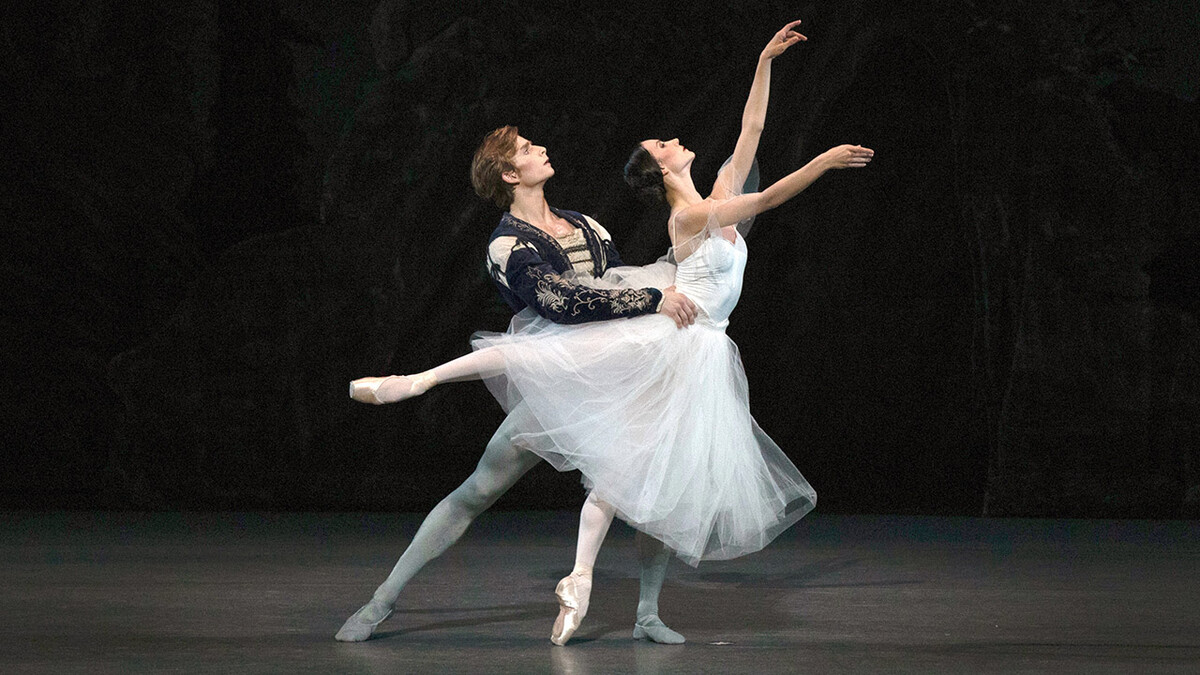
left=641, top=138, right=694, bottom=175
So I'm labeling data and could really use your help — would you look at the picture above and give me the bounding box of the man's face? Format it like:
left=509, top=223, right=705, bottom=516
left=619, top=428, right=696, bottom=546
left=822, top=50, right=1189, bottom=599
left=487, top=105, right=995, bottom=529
left=503, top=136, right=554, bottom=187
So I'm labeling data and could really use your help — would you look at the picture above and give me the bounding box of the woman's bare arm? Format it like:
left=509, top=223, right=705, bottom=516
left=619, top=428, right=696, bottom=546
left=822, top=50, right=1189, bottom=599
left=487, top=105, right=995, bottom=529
left=710, top=20, right=806, bottom=200
left=679, top=145, right=874, bottom=235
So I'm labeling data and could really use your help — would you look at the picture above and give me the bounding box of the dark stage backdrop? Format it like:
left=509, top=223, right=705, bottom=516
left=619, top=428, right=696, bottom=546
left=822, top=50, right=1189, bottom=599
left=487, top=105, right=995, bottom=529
left=3, top=0, right=1198, bottom=516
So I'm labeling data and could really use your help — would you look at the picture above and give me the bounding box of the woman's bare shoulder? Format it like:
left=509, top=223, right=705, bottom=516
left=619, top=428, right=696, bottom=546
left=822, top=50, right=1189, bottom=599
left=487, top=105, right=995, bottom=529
left=674, top=200, right=717, bottom=235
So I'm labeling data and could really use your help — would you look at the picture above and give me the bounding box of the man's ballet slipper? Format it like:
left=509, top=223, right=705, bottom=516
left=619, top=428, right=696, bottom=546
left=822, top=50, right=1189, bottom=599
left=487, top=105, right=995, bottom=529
left=334, top=600, right=393, bottom=642
left=633, top=615, right=686, bottom=644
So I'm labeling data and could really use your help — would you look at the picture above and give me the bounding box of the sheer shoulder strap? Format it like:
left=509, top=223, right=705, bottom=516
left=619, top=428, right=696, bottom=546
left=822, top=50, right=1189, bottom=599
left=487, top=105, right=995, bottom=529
left=715, top=154, right=761, bottom=238
left=670, top=208, right=718, bottom=264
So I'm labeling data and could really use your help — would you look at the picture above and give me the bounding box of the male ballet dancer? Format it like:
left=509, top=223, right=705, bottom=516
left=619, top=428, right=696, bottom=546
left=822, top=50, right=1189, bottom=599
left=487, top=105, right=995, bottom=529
left=336, top=125, right=695, bottom=643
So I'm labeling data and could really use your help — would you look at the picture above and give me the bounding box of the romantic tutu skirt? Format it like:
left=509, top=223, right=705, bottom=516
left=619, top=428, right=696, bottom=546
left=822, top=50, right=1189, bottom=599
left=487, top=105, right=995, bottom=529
left=471, top=277, right=815, bottom=565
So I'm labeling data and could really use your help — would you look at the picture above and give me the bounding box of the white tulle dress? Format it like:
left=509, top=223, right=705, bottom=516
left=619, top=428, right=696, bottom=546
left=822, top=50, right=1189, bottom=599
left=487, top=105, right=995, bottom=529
left=471, top=223, right=816, bottom=566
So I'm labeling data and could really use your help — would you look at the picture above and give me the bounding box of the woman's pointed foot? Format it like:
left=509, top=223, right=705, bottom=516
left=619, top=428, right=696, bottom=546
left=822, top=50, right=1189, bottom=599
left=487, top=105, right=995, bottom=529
left=633, top=615, right=685, bottom=644
left=334, top=599, right=393, bottom=642
left=550, top=572, right=592, bottom=646
left=348, top=373, right=436, bottom=405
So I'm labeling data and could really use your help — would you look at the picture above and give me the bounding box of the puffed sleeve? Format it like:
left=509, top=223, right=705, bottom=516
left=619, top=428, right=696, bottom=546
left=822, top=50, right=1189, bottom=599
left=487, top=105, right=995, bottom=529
left=581, top=214, right=628, bottom=270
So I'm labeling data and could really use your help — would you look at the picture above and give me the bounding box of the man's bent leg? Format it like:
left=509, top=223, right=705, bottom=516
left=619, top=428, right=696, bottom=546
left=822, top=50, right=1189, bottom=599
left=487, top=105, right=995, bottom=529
left=336, top=413, right=540, bottom=641
left=633, top=531, right=685, bottom=644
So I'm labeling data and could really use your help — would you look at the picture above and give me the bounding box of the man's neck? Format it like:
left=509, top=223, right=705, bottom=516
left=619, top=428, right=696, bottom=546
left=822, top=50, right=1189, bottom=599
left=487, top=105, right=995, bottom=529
left=508, top=188, right=557, bottom=230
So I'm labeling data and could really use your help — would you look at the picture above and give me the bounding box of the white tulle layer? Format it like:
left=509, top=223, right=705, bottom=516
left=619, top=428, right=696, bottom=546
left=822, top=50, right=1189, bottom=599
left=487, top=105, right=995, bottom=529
left=471, top=307, right=815, bottom=566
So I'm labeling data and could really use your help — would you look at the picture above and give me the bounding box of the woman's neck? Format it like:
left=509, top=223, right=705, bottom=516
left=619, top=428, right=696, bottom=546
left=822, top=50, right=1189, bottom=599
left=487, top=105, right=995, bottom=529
left=665, top=171, right=704, bottom=212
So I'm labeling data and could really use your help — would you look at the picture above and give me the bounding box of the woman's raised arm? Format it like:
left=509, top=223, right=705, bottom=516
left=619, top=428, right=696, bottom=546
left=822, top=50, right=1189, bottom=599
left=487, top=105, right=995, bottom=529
left=710, top=20, right=806, bottom=200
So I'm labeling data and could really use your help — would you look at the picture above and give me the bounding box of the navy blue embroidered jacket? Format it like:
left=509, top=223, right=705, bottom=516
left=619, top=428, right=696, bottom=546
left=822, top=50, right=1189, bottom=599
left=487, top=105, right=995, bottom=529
left=486, top=208, right=663, bottom=324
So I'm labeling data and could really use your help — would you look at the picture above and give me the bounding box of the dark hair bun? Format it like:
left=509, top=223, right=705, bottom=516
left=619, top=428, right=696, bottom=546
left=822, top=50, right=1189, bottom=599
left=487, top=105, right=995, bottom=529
left=624, top=145, right=667, bottom=206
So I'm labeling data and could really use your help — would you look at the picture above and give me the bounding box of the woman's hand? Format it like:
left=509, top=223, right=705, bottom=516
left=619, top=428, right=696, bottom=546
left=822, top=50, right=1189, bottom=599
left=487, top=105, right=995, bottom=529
left=761, top=20, right=807, bottom=61
left=820, top=144, right=875, bottom=169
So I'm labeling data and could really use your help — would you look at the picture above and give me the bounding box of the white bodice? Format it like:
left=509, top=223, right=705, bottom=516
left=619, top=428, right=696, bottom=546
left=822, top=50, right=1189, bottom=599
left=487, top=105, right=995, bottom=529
left=673, top=231, right=747, bottom=329
left=473, top=222, right=815, bottom=565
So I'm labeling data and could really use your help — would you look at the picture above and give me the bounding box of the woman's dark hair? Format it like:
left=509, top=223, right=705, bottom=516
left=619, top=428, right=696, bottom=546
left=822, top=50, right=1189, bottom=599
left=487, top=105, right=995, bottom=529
left=623, top=145, right=666, bottom=205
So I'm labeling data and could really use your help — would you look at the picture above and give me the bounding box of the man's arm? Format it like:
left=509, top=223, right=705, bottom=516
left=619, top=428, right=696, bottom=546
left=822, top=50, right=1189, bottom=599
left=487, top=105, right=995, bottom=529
left=490, top=236, right=662, bottom=325
left=576, top=215, right=697, bottom=328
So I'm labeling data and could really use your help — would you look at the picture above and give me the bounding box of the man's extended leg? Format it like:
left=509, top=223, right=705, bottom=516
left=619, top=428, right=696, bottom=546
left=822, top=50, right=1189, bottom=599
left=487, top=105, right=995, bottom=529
left=335, top=412, right=540, bottom=641
left=633, top=531, right=685, bottom=644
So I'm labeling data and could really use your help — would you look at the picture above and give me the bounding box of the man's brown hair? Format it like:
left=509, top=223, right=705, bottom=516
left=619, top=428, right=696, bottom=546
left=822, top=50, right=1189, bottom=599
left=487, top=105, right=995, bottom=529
left=471, top=125, right=520, bottom=209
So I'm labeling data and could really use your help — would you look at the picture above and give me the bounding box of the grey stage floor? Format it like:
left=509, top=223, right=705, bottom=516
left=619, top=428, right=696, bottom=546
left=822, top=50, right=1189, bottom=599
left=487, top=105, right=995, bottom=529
left=2, top=511, right=1199, bottom=674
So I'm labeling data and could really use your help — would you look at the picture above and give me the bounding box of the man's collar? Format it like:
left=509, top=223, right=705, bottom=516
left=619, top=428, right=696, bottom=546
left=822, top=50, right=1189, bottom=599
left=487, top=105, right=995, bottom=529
left=504, top=207, right=582, bottom=232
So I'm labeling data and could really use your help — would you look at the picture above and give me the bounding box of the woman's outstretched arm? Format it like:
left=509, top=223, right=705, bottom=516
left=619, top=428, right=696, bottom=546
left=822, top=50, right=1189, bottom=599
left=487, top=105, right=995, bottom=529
left=682, top=144, right=874, bottom=232
left=711, top=20, right=806, bottom=200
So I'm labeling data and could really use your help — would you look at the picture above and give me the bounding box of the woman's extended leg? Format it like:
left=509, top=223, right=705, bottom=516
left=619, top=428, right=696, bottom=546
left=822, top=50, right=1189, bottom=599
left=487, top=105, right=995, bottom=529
left=551, top=492, right=615, bottom=646
left=350, top=346, right=507, bottom=404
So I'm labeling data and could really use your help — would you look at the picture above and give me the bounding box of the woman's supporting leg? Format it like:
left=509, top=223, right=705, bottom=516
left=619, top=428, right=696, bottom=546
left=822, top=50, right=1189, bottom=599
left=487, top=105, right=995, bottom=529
left=573, top=492, right=616, bottom=576
left=551, top=493, right=615, bottom=645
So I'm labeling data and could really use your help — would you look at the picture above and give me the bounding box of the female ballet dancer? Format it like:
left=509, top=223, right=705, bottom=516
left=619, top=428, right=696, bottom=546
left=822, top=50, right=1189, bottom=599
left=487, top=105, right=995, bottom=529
left=351, top=20, right=874, bottom=645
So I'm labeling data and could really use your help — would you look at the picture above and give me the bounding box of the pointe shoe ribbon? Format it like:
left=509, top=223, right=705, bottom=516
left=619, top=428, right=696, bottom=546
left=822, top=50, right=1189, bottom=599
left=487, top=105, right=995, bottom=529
left=551, top=572, right=592, bottom=646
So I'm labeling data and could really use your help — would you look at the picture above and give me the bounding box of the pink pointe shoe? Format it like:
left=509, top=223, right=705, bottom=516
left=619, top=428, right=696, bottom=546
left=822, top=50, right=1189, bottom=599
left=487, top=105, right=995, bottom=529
left=551, top=572, right=592, bottom=646
left=348, top=373, right=436, bottom=405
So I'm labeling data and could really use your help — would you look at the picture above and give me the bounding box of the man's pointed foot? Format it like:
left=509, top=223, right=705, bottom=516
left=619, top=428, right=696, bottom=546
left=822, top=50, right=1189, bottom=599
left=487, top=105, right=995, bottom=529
left=335, top=599, right=393, bottom=642
left=633, top=615, right=685, bottom=644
